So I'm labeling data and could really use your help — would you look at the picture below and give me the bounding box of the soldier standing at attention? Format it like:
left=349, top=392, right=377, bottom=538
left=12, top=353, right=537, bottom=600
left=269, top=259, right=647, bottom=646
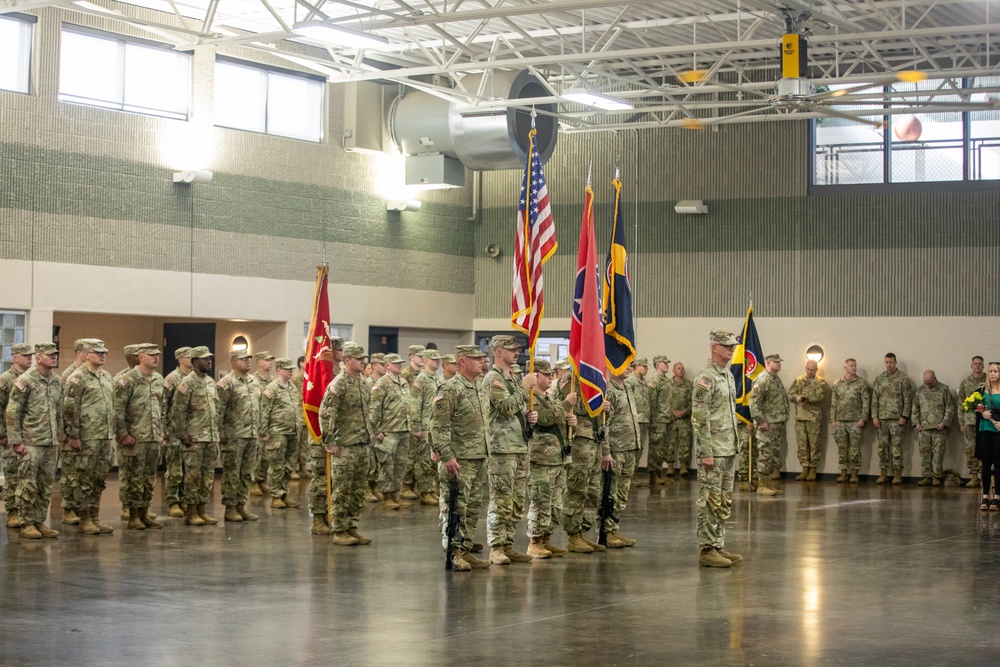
left=406, top=348, right=441, bottom=505
left=60, top=339, right=88, bottom=381
left=1, top=343, right=33, bottom=528
left=162, top=347, right=192, bottom=518
left=216, top=349, right=263, bottom=521
left=58, top=338, right=93, bottom=526
left=319, top=342, right=374, bottom=546
left=6, top=342, right=63, bottom=539
left=666, top=362, right=695, bottom=477
left=788, top=360, right=829, bottom=481
left=959, top=356, right=986, bottom=488
left=646, top=355, right=671, bottom=485
left=829, top=359, right=871, bottom=483
left=401, top=345, right=425, bottom=385
left=625, top=358, right=650, bottom=487
left=750, top=354, right=788, bottom=497
left=114, top=345, right=142, bottom=521
left=64, top=339, right=116, bottom=536
left=484, top=335, right=538, bottom=565
left=431, top=345, right=492, bottom=571
left=249, top=351, right=275, bottom=496
left=912, top=370, right=956, bottom=486
left=603, top=366, right=641, bottom=548
left=261, top=358, right=302, bottom=510
left=871, top=352, right=915, bottom=485
left=170, top=347, right=220, bottom=526
left=400, top=346, right=425, bottom=501
left=692, top=330, right=743, bottom=568
left=307, top=337, right=345, bottom=534
left=441, top=354, right=458, bottom=381
left=370, top=353, right=411, bottom=510
left=290, top=356, right=309, bottom=480
left=114, top=344, right=165, bottom=530
left=364, top=352, right=385, bottom=503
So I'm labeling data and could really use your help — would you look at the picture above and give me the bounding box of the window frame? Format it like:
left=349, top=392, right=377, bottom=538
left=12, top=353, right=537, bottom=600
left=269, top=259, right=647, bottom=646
left=0, top=310, right=28, bottom=374
left=0, top=12, right=36, bottom=95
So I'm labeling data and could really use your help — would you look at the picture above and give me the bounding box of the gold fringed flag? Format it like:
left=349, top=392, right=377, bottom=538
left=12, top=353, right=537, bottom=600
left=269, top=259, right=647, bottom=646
left=303, top=264, right=335, bottom=442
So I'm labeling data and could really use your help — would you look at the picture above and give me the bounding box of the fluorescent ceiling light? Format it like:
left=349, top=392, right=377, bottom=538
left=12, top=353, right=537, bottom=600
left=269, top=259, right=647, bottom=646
left=292, top=21, right=389, bottom=50
left=563, top=89, right=633, bottom=111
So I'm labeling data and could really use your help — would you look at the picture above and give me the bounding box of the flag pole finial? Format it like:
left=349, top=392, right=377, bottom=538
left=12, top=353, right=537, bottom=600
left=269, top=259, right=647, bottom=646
left=614, top=156, right=621, bottom=180
left=587, top=160, right=592, bottom=186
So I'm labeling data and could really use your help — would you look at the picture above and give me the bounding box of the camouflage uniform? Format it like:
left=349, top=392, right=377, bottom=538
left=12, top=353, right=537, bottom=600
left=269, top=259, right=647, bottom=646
left=625, top=367, right=649, bottom=476
left=291, top=368, right=310, bottom=476
left=405, top=366, right=440, bottom=496
left=0, top=363, right=26, bottom=517
left=603, top=377, right=641, bottom=537
left=261, top=377, right=300, bottom=499
left=250, top=368, right=274, bottom=485
left=788, top=374, right=829, bottom=470
left=162, top=362, right=191, bottom=510
left=750, top=371, right=788, bottom=478
left=6, top=365, right=63, bottom=526
left=692, top=358, right=738, bottom=551
left=871, top=370, right=915, bottom=474
left=958, top=373, right=986, bottom=478
left=665, top=376, right=694, bottom=471
left=526, top=387, right=570, bottom=538
left=912, top=381, right=956, bottom=481
left=114, top=366, right=165, bottom=511
left=170, top=371, right=219, bottom=507
left=830, top=376, right=871, bottom=474
left=216, top=371, right=262, bottom=508
left=560, top=374, right=603, bottom=541
left=736, top=421, right=755, bottom=485
left=483, top=365, right=530, bottom=550
left=647, top=370, right=671, bottom=474
left=64, top=364, right=116, bottom=515
left=370, top=372, right=411, bottom=494
left=318, top=368, right=373, bottom=533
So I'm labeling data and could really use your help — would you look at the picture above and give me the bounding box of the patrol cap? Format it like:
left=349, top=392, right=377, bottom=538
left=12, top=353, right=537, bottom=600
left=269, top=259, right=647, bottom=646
left=73, top=339, right=89, bottom=352
left=653, top=354, right=671, bottom=365
left=554, top=360, right=571, bottom=371
left=34, top=342, right=58, bottom=354
left=342, top=342, right=366, bottom=360
left=490, top=335, right=522, bottom=351
left=330, top=337, right=345, bottom=351
left=369, top=352, right=385, bottom=364
left=275, top=357, right=294, bottom=370
left=634, top=357, right=649, bottom=367
left=534, top=359, right=553, bottom=374
left=455, top=344, right=486, bottom=359
left=124, top=344, right=142, bottom=356
left=765, top=353, right=783, bottom=362
left=254, top=351, right=274, bottom=361
left=87, top=339, right=109, bottom=354
left=229, top=348, right=252, bottom=361
left=136, top=344, right=161, bottom=356
left=174, top=346, right=192, bottom=359
left=420, top=348, right=440, bottom=361
left=709, top=330, right=739, bottom=346
left=190, top=346, right=213, bottom=358
left=510, top=363, right=523, bottom=374
left=11, top=343, right=33, bottom=356
left=384, top=353, right=404, bottom=364
left=408, top=345, right=425, bottom=356
left=440, top=354, right=456, bottom=364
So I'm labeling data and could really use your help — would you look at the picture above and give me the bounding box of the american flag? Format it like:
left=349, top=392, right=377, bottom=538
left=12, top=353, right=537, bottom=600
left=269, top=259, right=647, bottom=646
left=511, top=117, right=557, bottom=349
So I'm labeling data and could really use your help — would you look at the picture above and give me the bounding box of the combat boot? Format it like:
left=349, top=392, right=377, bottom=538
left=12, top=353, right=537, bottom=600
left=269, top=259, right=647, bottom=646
left=806, top=467, right=817, bottom=481
left=756, top=477, right=778, bottom=496
left=932, top=477, right=942, bottom=487
left=770, top=470, right=781, bottom=480
left=605, top=532, right=627, bottom=548
left=582, top=535, right=606, bottom=552
left=718, top=547, right=743, bottom=564
left=282, top=495, right=300, bottom=508
left=449, top=549, right=472, bottom=572
left=332, top=531, right=359, bottom=546
left=566, top=533, right=594, bottom=553
left=462, top=550, right=491, bottom=569
left=649, top=471, right=659, bottom=486
left=121, top=505, right=129, bottom=521
left=419, top=492, right=438, bottom=506
left=311, top=515, right=331, bottom=535
left=347, top=528, right=372, bottom=545
left=271, top=496, right=287, bottom=509
left=167, top=503, right=184, bottom=518
left=365, top=487, right=378, bottom=503
left=616, top=533, right=637, bottom=547
left=892, top=469, right=903, bottom=485
left=504, top=544, right=534, bottom=563
left=836, top=469, right=848, bottom=483
left=197, top=504, right=218, bottom=525
left=698, top=547, right=732, bottom=568
left=542, top=534, right=567, bottom=557
left=392, top=492, right=412, bottom=509
left=126, top=508, right=146, bottom=530
left=79, top=509, right=101, bottom=535
left=381, top=494, right=400, bottom=510
left=34, top=522, right=59, bottom=538
left=739, top=481, right=749, bottom=492
left=527, top=536, right=552, bottom=559
left=918, top=476, right=932, bottom=486
left=966, top=475, right=981, bottom=489
left=6, top=510, right=20, bottom=528
left=470, top=543, right=484, bottom=553
left=185, top=505, right=205, bottom=526
left=62, top=509, right=79, bottom=525
left=249, top=482, right=262, bottom=496
left=633, top=472, right=649, bottom=487
left=795, top=469, right=808, bottom=481
left=849, top=469, right=860, bottom=483
left=399, top=485, right=419, bottom=501
left=258, top=481, right=271, bottom=496
left=20, top=523, right=42, bottom=539
left=664, top=465, right=674, bottom=478
left=237, top=504, right=259, bottom=521
left=679, top=464, right=689, bottom=477
left=490, top=545, right=511, bottom=565
left=92, top=509, right=114, bottom=534
left=140, top=508, right=163, bottom=529
left=876, top=468, right=888, bottom=484
left=224, top=506, right=243, bottom=522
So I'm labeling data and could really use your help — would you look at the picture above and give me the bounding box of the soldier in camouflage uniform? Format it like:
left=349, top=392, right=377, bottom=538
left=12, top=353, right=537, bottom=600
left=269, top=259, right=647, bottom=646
left=871, top=353, right=915, bottom=485
left=261, top=358, right=301, bottom=510
left=441, top=354, right=458, bottom=381
left=370, top=353, right=411, bottom=510
left=692, top=330, right=743, bottom=568
left=398, top=345, right=425, bottom=501
left=162, top=347, right=192, bottom=518
left=1, top=343, right=33, bottom=528
left=401, top=345, right=425, bottom=385
left=59, top=338, right=95, bottom=526
left=959, top=356, right=986, bottom=488
left=788, top=360, right=829, bottom=481
left=60, top=339, right=88, bottom=382
left=290, top=356, right=310, bottom=480
left=666, top=362, right=695, bottom=477
left=912, top=370, right=956, bottom=486
left=114, top=344, right=142, bottom=521
left=646, top=355, right=672, bottom=485
left=169, top=346, right=220, bottom=526
left=64, top=339, right=117, bottom=535
left=404, top=348, right=441, bottom=505
left=736, top=420, right=756, bottom=491
left=603, top=366, right=641, bottom=548
left=363, top=352, right=385, bottom=504
left=318, top=342, right=374, bottom=546
left=216, top=349, right=264, bottom=522
left=431, top=344, right=492, bottom=571
left=249, top=351, right=275, bottom=496
left=306, top=337, right=345, bottom=533
left=484, top=335, right=538, bottom=565
left=560, top=366, right=609, bottom=554
left=625, top=358, right=650, bottom=488
left=6, top=342, right=63, bottom=539
left=750, top=354, right=788, bottom=496
left=114, top=344, right=166, bottom=530
left=829, top=358, right=871, bottom=483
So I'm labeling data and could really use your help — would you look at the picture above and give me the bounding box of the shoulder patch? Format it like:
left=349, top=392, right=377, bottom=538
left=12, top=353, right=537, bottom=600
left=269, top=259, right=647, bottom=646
left=263, top=389, right=272, bottom=397
left=119, top=379, right=128, bottom=387
left=177, top=385, right=188, bottom=394
left=493, top=379, right=505, bottom=388
left=70, top=376, right=79, bottom=384
left=433, top=393, right=444, bottom=403
left=697, top=377, right=712, bottom=389
left=14, top=380, right=24, bottom=391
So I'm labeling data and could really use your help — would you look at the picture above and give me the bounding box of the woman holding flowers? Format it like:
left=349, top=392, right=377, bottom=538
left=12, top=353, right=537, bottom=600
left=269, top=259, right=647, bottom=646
left=974, top=362, right=1000, bottom=510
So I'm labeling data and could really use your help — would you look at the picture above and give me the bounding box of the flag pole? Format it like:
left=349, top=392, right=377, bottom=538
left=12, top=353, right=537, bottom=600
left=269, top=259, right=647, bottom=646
left=568, top=373, right=577, bottom=440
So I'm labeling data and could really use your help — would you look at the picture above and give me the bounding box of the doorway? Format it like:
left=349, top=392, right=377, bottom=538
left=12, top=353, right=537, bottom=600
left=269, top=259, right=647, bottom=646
left=368, top=326, right=399, bottom=355
left=162, top=322, right=216, bottom=375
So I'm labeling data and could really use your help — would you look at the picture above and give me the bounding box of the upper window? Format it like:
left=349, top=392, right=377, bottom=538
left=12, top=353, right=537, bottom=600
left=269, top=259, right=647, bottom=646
left=0, top=14, right=35, bottom=94
left=59, top=25, right=191, bottom=119
left=0, top=310, right=27, bottom=374
left=812, top=77, right=1000, bottom=190
left=215, top=58, right=324, bottom=142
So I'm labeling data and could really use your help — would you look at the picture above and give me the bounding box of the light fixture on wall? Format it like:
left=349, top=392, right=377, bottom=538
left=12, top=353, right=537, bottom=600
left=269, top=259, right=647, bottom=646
left=292, top=21, right=389, bottom=49
left=562, top=88, right=634, bottom=111
left=806, top=344, right=824, bottom=363
left=675, top=199, right=708, bottom=214
left=485, top=243, right=501, bottom=258
left=232, top=335, right=249, bottom=353
left=387, top=200, right=422, bottom=212
left=173, top=170, right=213, bottom=184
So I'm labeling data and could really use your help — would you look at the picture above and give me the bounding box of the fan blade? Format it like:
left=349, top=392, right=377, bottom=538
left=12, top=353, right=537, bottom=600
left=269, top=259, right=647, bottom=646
left=817, top=106, right=886, bottom=128
left=679, top=70, right=708, bottom=84
left=896, top=70, right=928, bottom=83
left=808, top=81, right=886, bottom=102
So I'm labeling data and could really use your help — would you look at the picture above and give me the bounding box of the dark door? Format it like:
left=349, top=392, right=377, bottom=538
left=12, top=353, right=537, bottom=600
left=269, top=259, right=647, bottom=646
left=162, top=322, right=216, bottom=375
left=368, top=326, right=399, bottom=355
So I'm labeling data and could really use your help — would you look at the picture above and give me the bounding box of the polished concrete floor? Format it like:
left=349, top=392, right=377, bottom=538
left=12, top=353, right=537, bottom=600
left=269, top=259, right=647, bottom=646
left=2, top=473, right=1000, bottom=666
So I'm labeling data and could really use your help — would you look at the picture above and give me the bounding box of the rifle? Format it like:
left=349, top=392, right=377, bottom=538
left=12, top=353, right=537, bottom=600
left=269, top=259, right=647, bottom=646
left=445, top=476, right=462, bottom=570
left=597, top=467, right=615, bottom=546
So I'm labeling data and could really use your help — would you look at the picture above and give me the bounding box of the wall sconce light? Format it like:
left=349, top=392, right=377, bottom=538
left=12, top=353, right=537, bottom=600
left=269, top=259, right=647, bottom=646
left=232, top=335, right=249, bottom=352
left=806, top=344, right=824, bottom=363
left=675, top=199, right=708, bottom=214
left=387, top=200, right=422, bottom=212
left=173, top=170, right=214, bottom=184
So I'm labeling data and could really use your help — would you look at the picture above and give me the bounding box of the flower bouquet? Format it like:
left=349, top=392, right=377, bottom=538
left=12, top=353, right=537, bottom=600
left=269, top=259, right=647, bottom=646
left=962, top=391, right=984, bottom=413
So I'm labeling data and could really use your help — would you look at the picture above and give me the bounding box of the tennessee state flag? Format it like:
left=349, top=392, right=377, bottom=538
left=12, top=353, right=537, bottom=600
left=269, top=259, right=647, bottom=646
left=569, top=183, right=607, bottom=417
left=731, top=305, right=765, bottom=425
left=601, top=175, right=636, bottom=374
left=302, top=264, right=335, bottom=442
